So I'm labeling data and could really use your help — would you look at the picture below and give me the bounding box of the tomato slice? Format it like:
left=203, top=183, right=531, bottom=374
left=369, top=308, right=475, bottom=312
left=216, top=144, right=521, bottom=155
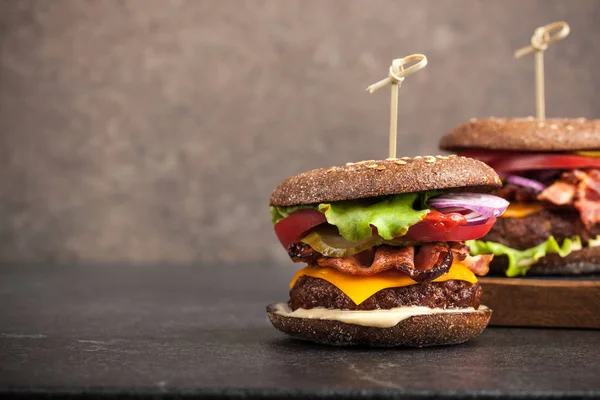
left=460, top=150, right=600, bottom=172
left=404, top=217, right=496, bottom=242
left=459, top=150, right=518, bottom=166
left=275, top=208, right=487, bottom=251
left=274, top=209, right=326, bottom=249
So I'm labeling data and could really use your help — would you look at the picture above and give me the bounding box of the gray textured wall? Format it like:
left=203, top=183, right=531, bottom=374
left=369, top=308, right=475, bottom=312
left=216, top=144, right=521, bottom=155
left=0, top=0, right=599, bottom=265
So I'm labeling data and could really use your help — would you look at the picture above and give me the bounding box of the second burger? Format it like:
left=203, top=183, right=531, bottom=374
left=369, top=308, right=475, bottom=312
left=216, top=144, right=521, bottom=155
left=440, top=117, right=600, bottom=277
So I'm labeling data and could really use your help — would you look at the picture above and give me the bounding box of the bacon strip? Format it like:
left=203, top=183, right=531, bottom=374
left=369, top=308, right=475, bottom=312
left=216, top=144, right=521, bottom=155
left=449, top=242, right=469, bottom=261
left=317, top=246, right=414, bottom=276
left=462, top=254, right=493, bottom=276
left=317, top=244, right=453, bottom=282
left=575, top=170, right=600, bottom=229
left=538, top=169, right=600, bottom=229
left=414, top=243, right=454, bottom=279
left=449, top=242, right=492, bottom=276
left=288, top=242, right=319, bottom=263
left=538, top=181, right=577, bottom=205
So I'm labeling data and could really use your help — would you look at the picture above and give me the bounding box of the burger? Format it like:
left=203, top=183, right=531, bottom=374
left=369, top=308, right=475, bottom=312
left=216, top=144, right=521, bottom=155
left=266, top=155, right=508, bottom=347
left=440, top=117, right=600, bottom=277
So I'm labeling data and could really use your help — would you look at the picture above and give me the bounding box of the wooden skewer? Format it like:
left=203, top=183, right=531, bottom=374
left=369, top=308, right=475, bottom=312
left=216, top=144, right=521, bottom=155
left=367, top=54, right=427, bottom=159
left=515, top=21, right=570, bottom=121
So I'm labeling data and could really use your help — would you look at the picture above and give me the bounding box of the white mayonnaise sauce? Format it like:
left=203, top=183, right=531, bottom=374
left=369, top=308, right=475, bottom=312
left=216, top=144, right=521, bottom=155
left=272, top=303, right=487, bottom=328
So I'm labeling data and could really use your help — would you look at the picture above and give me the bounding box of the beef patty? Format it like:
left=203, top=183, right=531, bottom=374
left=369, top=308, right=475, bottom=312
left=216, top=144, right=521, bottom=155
left=483, top=209, right=600, bottom=250
left=289, top=276, right=482, bottom=311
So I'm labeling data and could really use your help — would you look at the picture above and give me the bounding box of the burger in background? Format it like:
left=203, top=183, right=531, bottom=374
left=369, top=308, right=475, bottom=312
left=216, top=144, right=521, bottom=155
left=440, top=117, right=600, bottom=277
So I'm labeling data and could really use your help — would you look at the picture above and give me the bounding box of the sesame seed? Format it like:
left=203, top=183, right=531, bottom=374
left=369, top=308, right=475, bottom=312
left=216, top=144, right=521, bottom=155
left=550, top=124, right=558, bottom=130
left=437, top=155, right=449, bottom=159
left=375, top=165, right=386, bottom=170
left=401, top=157, right=411, bottom=160
left=414, top=156, right=423, bottom=159
left=538, top=122, right=545, bottom=128
left=527, top=116, right=535, bottom=121
left=577, top=117, right=586, bottom=122
left=366, top=164, right=378, bottom=169
left=385, top=157, right=397, bottom=161
left=394, top=160, right=407, bottom=165
left=566, top=125, right=574, bottom=131
left=469, top=118, right=477, bottom=123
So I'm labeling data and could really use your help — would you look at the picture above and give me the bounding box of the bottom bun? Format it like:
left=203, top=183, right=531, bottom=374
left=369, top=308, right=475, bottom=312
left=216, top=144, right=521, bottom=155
left=266, top=303, right=491, bottom=347
left=490, top=246, right=600, bottom=276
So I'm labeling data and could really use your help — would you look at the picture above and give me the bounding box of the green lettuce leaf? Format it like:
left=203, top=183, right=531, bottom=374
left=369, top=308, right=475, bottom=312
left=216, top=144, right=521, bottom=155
left=270, top=192, right=431, bottom=242
left=466, top=236, right=582, bottom=277
left=271, top=205, right=316, bottom=224
left=318, top=193, right=429, bottom=242
left=418, top=189, right=447, bottom=209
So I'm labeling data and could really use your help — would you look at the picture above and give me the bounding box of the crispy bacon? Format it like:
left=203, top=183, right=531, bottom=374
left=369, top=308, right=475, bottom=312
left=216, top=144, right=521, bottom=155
left=538, top=181, right=577, bottom=205
left=288, top=242, right=319, bottom=263
left=317, top=244, right=453, bottom=282
left=538, top=169, right=600, bottom=229
left=462, top=253, right=493, bottom=276
left=448, top=242, right=492, bottom=276
left=574, top=169, right=600, bottom=229
left=576, top=200, right=600, bottom=230
left=317, top=246, right=414, bottom=276
left=351, top=248, right=377, bottom=267
left=449, top=242, right=469, bottom=261
left=577, top=169, right=600, bottom=195
left=413, top=243, right=454, bottom=280
left=296, top=241, right=493, bottom=280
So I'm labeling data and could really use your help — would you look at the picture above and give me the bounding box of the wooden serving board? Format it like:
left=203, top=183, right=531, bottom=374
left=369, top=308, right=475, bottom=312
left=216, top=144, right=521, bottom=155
left=479, top=276, right=600, bottom=329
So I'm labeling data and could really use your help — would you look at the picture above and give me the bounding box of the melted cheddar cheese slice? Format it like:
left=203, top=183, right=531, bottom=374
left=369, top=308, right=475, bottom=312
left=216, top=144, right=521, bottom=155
left=500, top=203, right=544, bottom=218
left=290, top=262, right=477, bottom=305
left=575, top=151, right=600, bottom=158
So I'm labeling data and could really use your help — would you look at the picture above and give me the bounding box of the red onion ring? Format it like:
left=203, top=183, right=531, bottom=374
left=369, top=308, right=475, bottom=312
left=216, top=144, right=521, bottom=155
left=506, top=175, right=546, bottom=193
left=428, top=193, right=509, bottom=219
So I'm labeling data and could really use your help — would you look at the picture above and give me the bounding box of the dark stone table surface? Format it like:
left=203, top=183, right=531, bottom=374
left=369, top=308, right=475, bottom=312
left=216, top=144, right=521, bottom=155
left=1, top=264, right=599, bottom=399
